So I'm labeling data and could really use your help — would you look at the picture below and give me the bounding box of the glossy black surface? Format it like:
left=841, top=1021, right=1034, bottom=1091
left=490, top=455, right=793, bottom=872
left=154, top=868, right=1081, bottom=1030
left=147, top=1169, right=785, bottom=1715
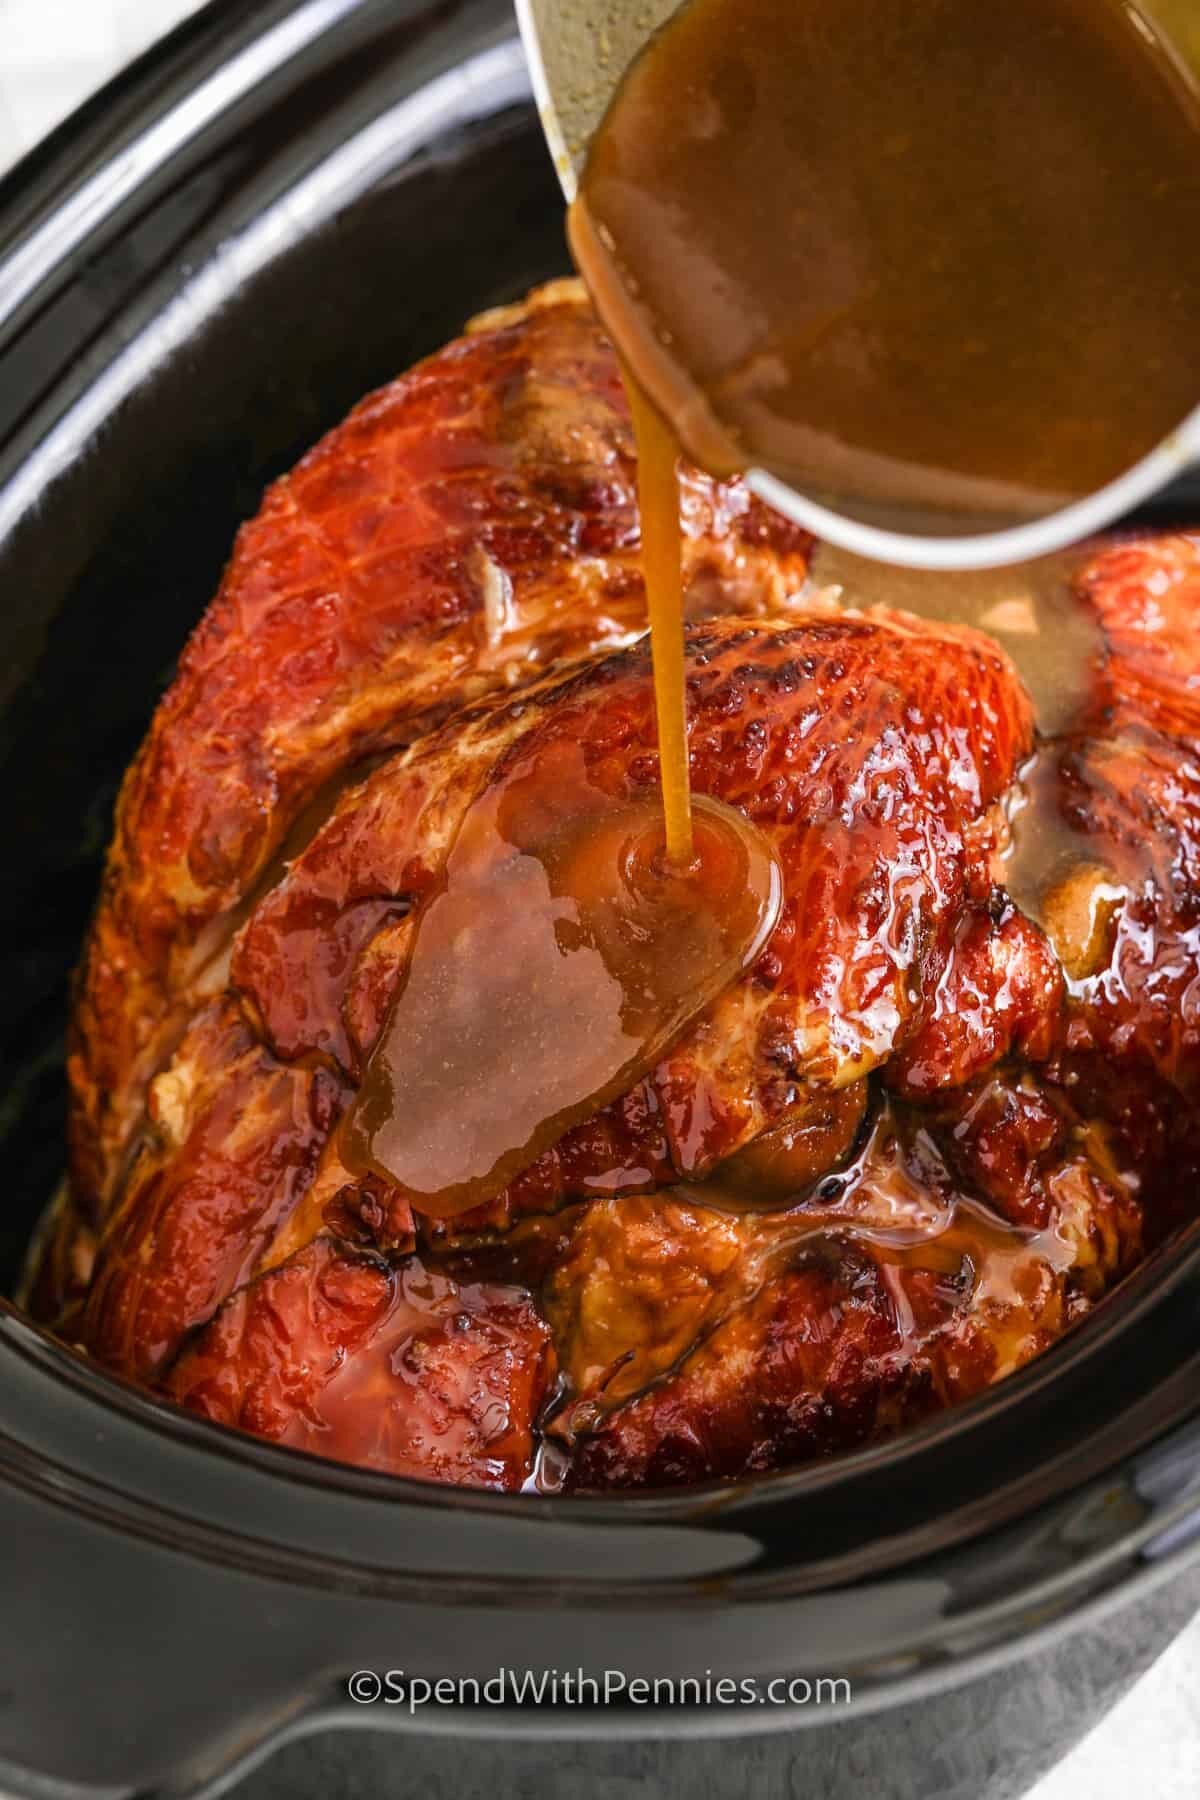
left=0, top=3, right=1199, bottom=1796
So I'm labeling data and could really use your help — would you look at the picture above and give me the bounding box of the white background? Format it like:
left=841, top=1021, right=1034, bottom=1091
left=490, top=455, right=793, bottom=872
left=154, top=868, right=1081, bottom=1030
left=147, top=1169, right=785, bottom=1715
left=0, top=1, right=1197, bottom=1793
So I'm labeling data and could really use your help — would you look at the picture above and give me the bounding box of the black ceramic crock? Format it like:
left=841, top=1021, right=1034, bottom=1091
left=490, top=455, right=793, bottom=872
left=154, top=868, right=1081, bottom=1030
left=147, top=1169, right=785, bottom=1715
left=2, top=5, right=1200, bottom=1797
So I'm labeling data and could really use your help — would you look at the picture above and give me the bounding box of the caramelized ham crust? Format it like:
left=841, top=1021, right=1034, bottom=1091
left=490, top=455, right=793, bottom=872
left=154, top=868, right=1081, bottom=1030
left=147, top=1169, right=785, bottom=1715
left=30, top=284, right=1200, bottom=1492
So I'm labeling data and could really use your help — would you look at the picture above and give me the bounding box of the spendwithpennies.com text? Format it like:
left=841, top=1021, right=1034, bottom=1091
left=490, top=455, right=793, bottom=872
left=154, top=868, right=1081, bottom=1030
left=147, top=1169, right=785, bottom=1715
left=346, top=1669, right=853, bottom=1714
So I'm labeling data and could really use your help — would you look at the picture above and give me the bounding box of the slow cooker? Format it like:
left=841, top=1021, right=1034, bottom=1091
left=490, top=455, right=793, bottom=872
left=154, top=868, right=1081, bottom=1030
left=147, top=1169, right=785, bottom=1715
left=3, top=4, right=1200, bottom=1795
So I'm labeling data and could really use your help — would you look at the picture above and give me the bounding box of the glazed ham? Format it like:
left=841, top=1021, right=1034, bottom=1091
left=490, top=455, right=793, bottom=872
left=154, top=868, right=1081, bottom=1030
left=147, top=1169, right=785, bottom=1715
left=27, top=283, right=1200, bottom=1491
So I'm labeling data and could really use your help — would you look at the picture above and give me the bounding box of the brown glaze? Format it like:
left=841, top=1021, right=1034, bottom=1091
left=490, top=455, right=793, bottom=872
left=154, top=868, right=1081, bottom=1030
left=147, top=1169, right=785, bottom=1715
left=343, top=759, right=781, bottom=1220
left=624, top=370, right=695, bottom=864
left=571, top=0, right=1200, bottom=536
left=802, top=542, right=1111, bottom=944
left=564, top=1080, right=1137, bottom=1490
left=684, top=1082, right=869, bottom=1213
left=166, top=1237, right=553, bottom=1490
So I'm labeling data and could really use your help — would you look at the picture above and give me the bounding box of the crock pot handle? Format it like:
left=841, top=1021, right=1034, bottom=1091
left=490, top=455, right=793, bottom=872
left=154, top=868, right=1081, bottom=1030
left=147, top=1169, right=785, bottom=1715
left=0, top=1419, right=340, bottom=1798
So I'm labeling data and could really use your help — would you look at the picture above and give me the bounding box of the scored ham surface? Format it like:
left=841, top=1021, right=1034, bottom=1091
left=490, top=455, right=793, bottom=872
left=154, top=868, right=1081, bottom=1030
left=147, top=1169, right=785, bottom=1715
left=28, top=282, right=1200, bottom=1491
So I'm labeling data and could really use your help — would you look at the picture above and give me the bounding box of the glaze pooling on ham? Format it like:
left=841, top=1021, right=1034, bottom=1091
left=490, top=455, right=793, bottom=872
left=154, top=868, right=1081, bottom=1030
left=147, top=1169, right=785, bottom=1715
left=29, top=285, right=1200, bottom=1492
left=342, top=773, right=782, bottom=1221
